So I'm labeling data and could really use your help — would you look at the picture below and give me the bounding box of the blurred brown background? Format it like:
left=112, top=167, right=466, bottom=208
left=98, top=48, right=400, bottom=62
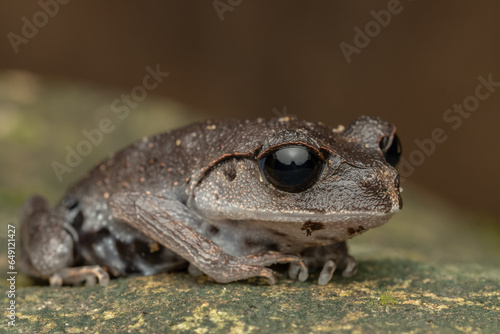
left=1, top=1, right=499, bottom=218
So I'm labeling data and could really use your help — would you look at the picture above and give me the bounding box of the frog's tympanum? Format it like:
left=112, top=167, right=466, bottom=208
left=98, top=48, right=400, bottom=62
left=20, top=116, right=402, bottom=286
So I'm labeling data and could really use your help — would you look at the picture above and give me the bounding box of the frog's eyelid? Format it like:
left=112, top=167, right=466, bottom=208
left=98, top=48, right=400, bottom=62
left=257, top=142, right=324, bottom=160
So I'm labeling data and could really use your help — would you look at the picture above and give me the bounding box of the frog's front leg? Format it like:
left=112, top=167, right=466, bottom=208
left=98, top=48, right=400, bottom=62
left=108, top=192, right=308, bottom=284
left=19, top=195, right=109, bottom=287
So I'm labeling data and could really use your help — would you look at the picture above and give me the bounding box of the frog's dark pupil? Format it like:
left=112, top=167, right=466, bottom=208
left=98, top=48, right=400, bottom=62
left=259, top=146, right=323, bottom=193
left=380, top=134, right=402, bottom=167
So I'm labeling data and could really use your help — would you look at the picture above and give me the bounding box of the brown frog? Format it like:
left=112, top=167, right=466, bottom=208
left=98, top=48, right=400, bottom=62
left=19, top=116, right=402, bottom=286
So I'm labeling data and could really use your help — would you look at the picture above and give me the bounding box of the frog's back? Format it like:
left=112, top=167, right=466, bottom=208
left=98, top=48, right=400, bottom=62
left=65, top=118, right=337, bottom=202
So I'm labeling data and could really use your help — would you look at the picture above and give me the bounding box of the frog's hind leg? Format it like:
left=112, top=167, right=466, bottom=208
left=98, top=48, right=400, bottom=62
left=19, top=195, right=109, bottom=286
left=108, top=192, right=308, bottom=285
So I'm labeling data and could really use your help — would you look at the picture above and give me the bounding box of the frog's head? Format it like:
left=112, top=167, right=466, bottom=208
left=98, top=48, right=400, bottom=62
left=190, top=116, right=402, bottom=243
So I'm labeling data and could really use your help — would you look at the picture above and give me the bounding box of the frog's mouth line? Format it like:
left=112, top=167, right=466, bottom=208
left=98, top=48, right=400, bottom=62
left=201, top=208, right=399, bottom=225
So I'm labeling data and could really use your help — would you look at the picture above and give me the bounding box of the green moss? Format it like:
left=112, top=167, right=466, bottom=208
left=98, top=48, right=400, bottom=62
left=379, top=291, right=398, bottom=306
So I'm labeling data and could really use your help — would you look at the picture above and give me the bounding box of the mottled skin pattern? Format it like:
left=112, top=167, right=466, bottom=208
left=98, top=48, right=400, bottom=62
left=19, top=116, right=402, bottom=286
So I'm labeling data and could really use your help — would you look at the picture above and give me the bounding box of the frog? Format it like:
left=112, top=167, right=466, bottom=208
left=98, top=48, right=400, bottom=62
left=19, top=115, right=402, bottom=287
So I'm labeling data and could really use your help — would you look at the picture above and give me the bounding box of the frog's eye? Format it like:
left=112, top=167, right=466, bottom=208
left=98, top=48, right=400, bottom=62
left=379, top=134, right=402, bottom=167
left=258, top=146, right=324, bottom=193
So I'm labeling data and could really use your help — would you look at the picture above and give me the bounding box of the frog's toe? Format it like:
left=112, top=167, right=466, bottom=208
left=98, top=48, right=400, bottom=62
left=288, top=262, right=309, bottom=282
left=288, top=263, right=300, bottom=279
left=318, top=260, right=336, bottom=285
left=341, top=256, right=358, bottom=277
left=266, top=271, right=277, bottom=285
left=49, top=274, right=63, bottom=287
left=84, top=276, right=97, bottom=286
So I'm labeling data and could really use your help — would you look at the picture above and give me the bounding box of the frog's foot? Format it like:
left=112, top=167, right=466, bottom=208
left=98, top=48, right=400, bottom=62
left=108, top=192, right=308, bottom=285
left=19, top=195, right=79, bottom=284
left=49, top=266, right=109, bottom=286
left=188, top=252, right=307, bottom=284
left=49, top=266, right=110, bottom=287
left=228, top=252, right=308, bottom=284
left=291, top=242, right=358, bottom=285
